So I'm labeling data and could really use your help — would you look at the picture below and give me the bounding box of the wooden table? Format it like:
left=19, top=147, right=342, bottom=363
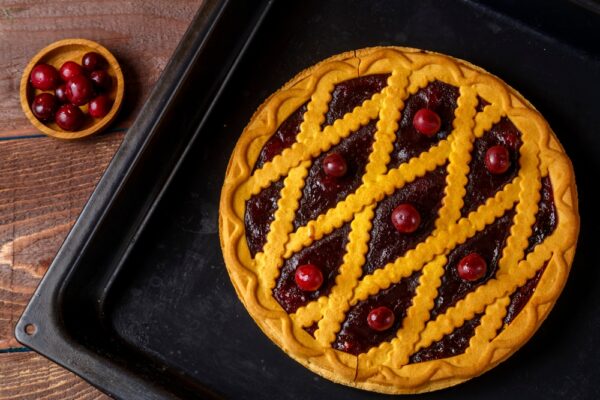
left=0, top=1, right=202, bottom=398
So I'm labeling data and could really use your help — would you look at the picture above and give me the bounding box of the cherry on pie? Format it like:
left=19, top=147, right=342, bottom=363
left=219, top=47, right=579, bottom=393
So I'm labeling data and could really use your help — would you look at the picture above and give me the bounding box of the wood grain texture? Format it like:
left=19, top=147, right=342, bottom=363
left=0, top=352, right=110, bottom=399
left=0, top=0, right=203, bottom=398
left=0, top=133, right=125, bottom=349
left=0, top=0, right=202, bottom=138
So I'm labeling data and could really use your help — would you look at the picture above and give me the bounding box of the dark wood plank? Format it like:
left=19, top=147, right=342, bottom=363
left=0, top=0, right=204, bottom=397
left=0, top=0, right=203, bottom=138
left=0, top=133, right=125, bottom=349
left=0, top=352, right=111, bottom=399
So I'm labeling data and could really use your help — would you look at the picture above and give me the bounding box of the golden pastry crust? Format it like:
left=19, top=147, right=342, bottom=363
left=218, top=47, right=579, bottom=394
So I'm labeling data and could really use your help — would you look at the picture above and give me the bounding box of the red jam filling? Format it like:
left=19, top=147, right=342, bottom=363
left=245, top=178, right=284, bottom=257
left=323, top=74, right=389, bottom=126
left=504, top=176, right=557, bottom=325
left=387, top=81, right=459, bottom=169
left=332, top=271, right=421, bottom=355
left=461, top=117, right=522, bottom=216
left=525, top=176, right=557, bottom=254
left=362, top=166, right=447, bottom=276
left=504, top=262, right=548, bottom=326
left=292, top=120, right=377, bottom=229
left=409, top=314, right=483, bottom=364
left=254, top=104, right=307, bottom=170
left=409, top=177, right=557, bottom=363
left=273, top=224, right=350, bottom=314
left=244, top=76, right=558, bottom=358
left=429, top=208, right=516, bottom=320
left=475, top=96, right=489, bottom=113
left=303, top=321, right=319, bottom=337
left=246, top=74, right=390, bottom=253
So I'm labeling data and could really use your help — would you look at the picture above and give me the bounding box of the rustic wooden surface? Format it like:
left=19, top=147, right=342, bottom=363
left=0, top=0, right=203, bottom=398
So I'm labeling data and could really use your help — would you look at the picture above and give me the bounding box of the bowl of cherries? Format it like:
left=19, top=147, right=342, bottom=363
left=20, top=38, right=124, bottom=139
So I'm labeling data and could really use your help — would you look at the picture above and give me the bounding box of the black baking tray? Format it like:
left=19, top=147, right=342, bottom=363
left=16, top=0, right=600, bottom=399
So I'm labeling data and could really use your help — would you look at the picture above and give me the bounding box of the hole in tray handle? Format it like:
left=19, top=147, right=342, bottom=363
left=24, top=323, right=37, bottom=336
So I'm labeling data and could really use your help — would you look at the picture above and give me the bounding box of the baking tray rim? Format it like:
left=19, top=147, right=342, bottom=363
left=13, top=0, right=598, bottom=399
left=12, top=0, right=274, bottom=399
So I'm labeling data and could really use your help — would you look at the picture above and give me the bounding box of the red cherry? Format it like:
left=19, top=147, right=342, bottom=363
left=294, top=264, right=324, bottom=291
left=391, top=203, right=421, bottom=233
left=485, top=145, right=511, bottom=174
left=82, top=52, right=107, bottom=71
left=59, top=61, right=85, bottom=82
left=55, top=84, right=68, bottom=103
left=413, top=108, right=441, bottom=137
left=456, top=253, right=487, bottom=281
left=55, top=103, right=85, bottom=131
left=65, top=75, right=95, bottom=106
left=322, top=153, right=347, bottom=177
left=367, top=306, right=395, bottom=331
left=90, top=70, right=112, bottom=92
left=31, top=93, right=57, bottom=122
left=88, top=95, right=112, bottom=118
left=30, top=63, right=60, bottom=90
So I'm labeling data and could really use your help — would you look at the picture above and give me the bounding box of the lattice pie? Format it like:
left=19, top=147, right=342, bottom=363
left=219, top=47, right=579, bottom=393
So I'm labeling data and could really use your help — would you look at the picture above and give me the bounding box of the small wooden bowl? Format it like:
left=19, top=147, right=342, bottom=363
left=20, top=38, right=124, bottom=140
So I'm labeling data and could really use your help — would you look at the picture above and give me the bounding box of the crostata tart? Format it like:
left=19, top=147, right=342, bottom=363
left=219, top=47, right=579, bottom=393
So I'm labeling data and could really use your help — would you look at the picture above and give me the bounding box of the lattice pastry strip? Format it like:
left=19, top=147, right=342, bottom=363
left=416, top=243, right=553, bottom=351
left=241, top=92, right=383, bottom=199
left=373, top=92, right=543, bottom=363
left=359, top=160, right=539, bottom=371
left=255, top=161, right=310, bottom=296
left=313, top=205, right=375, bottom=346
left=385, top=255, right=448, bottom=368
left=352, top=178, right=521, bottom=303
left=284, top=140, right=451, bottom=258
left=363, top=69, right=410, bottom=182
left=219, top=47, right=579, bottom=394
